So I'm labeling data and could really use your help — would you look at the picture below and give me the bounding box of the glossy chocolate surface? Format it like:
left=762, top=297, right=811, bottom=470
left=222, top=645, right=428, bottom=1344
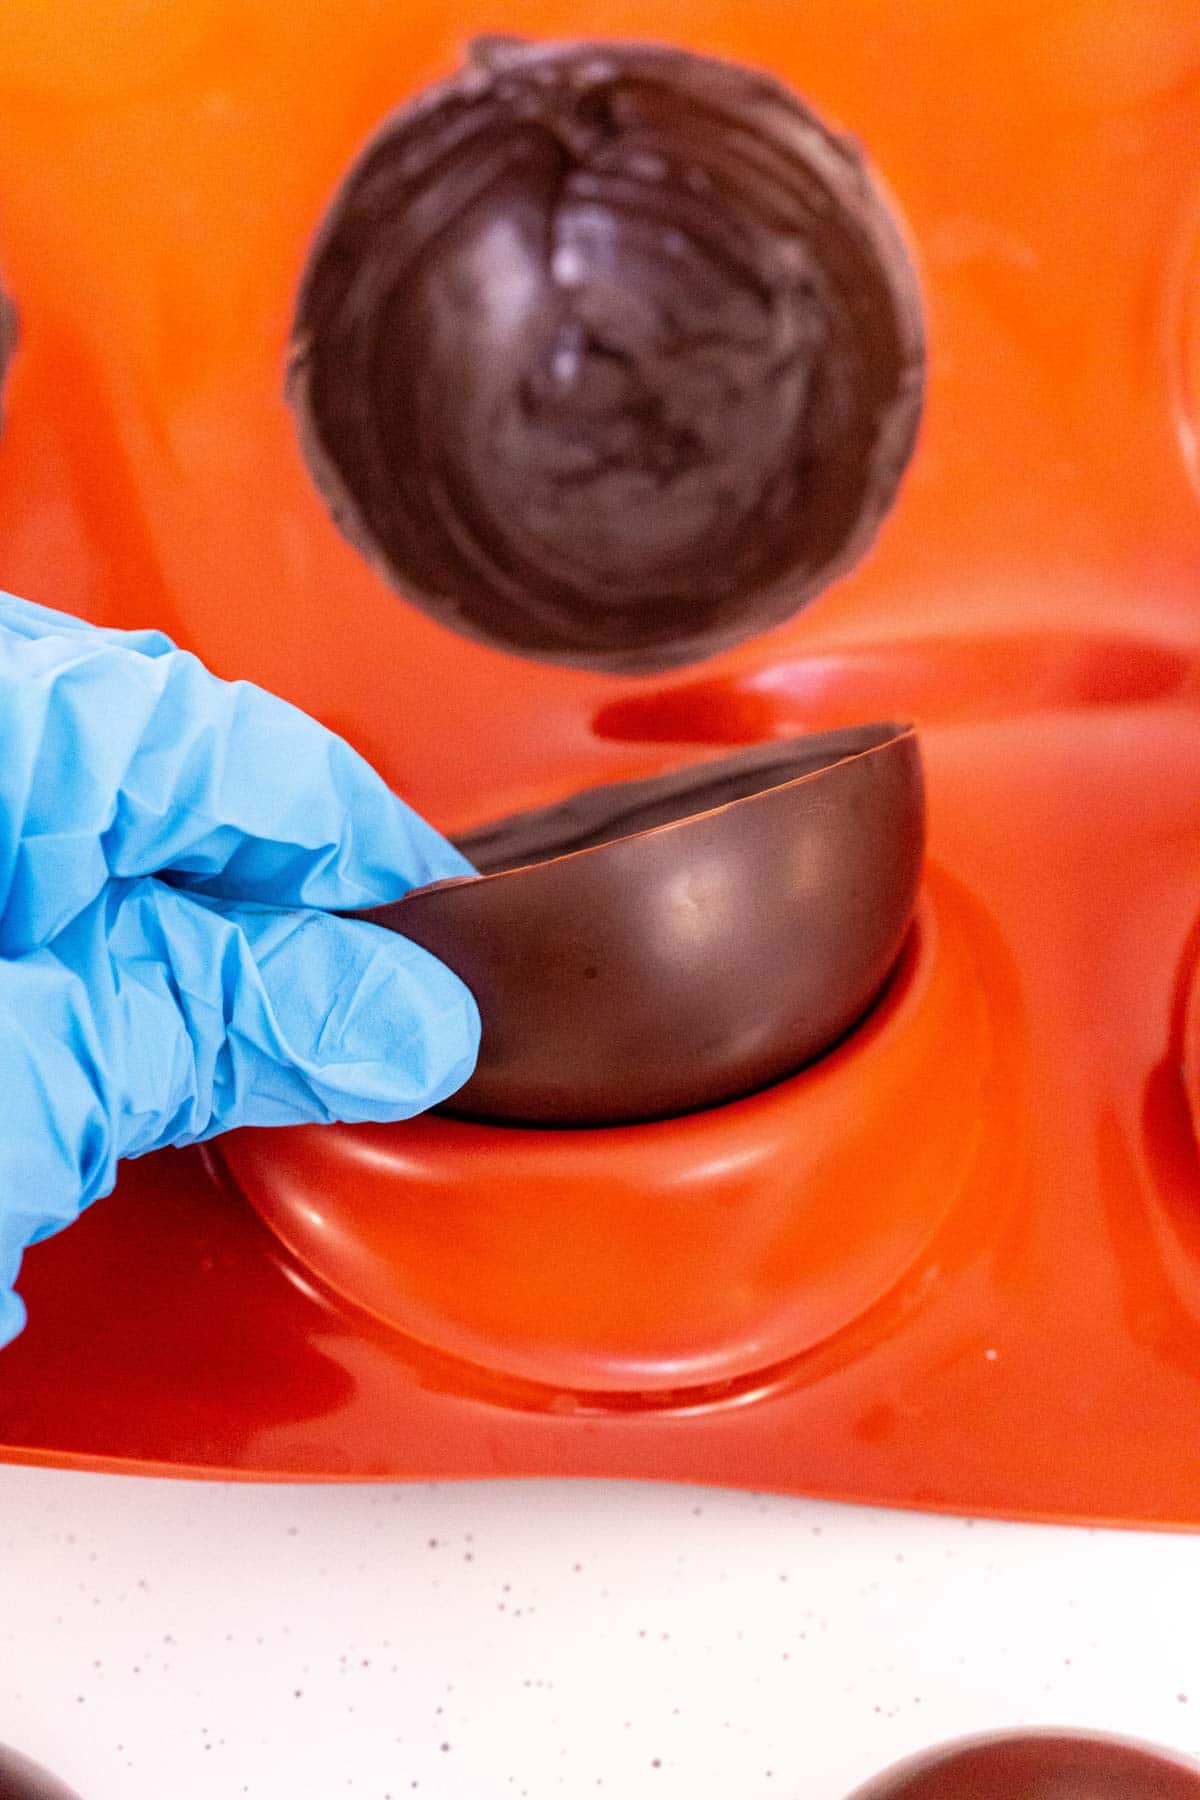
left=0, top=1747, right=80, bottom=1800
left=848, top=1733, right=1200, bottom=1800
left=361, top=721, right=923, bottom=1124
left=288, top=38, right=925, bottom=672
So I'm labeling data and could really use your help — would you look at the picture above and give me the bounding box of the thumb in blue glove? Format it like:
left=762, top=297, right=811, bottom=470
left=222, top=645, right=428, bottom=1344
left=0, top=593, right=481, bottom=1348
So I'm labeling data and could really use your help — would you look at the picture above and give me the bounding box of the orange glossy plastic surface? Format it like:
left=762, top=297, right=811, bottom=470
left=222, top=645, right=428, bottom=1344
left=1, top=0, right=1200, bottom=1523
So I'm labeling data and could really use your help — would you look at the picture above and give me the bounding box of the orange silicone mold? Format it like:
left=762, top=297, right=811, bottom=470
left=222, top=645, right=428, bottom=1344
left=222, top=879, right=1006, bottom=1397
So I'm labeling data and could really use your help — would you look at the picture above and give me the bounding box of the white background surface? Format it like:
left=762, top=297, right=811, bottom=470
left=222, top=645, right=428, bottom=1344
left=1, top=1468, right=1198, bottom=1799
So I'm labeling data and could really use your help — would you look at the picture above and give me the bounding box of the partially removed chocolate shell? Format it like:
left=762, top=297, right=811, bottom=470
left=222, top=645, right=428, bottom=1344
left=289, top=39, right=925, bottom=673
left=360, top=722, right=924, bottom=1125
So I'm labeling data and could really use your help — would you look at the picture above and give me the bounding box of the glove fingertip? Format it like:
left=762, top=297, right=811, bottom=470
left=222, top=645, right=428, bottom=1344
left=313, top=921, right=482, bottom=1123
left=201, top=902, right=481, bottom=1134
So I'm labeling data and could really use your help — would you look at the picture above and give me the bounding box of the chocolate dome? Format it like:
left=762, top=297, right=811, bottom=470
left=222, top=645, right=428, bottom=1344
left=358, top=722, right=924, bottom=1124
left=288, top=38, right=925, bottom=672
left=0, top=1745, right=81, bottom=1800
left=847, top=1733, right=1200, bottom=1800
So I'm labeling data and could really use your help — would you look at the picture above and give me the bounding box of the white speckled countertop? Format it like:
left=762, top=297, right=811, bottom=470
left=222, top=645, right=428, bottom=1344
left=0, top=1470, right=1196, bottom=1798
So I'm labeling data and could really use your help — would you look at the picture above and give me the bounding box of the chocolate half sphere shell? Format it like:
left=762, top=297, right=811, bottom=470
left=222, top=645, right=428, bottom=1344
left=846, top=1732, right=1200, bottom=1800
left=0, top=1747, right=81, bottom=1800
left=359, top=722, right=924, bottom=1125
left=288, top=38, right=925, bottom=673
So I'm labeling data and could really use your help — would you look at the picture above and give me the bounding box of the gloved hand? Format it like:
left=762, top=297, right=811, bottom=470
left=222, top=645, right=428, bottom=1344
left=0, top=593, right=481, bottom=1349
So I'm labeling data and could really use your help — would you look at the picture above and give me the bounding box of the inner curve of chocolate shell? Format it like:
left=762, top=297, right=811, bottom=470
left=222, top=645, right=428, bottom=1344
left=358, top=721, right=924, bottom=1125
left=455, top=725, right=902, bottom=871
left=289, top=38, right=925, bottom=673
left=0, top=1745, right=82, bottom=1800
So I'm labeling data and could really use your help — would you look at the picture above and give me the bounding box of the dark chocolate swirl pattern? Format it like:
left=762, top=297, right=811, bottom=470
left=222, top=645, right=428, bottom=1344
left=288, top=39, right=925, bottom=672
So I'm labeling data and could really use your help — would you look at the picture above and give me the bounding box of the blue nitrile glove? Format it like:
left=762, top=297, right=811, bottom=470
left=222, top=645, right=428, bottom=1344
left=0, top=593, right=481, bottom=1349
